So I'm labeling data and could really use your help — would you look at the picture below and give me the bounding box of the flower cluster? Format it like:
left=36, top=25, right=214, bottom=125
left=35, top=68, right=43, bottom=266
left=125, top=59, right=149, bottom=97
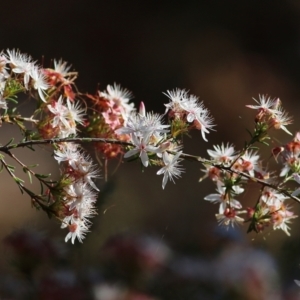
left=274, top=132, right=300, bottom=177
left=203, top=143, right=250, bottom=227
left=202, top=95, right=298, bottom=235
left=115, top=89, right=214, bottom=189
left=54, top=144, right=99, bottom=243
left=0, top=49, right=49, bottom=108
left=2, top=49, right=300, bottom=243
left=247, top=187, right=296, bottom=235
left=38, top=60, right=100, bottom=243
left=84, top=84, right=135, bottom=159
left=164, top=89, right=215, bottom=141
left=0, top=49, right=101, bottom=243
left=246, top=95, right=293, bottom=135
left=203, top=143, right=297, bottom=234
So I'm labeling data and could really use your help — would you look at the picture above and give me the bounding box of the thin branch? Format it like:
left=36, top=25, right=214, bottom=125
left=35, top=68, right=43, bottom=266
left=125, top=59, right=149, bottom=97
left=1, top=115, right=39, bottom=124
left=0, top=137, right=132, bottom=152
left=4, top=149, right=54, bottom=189
left=1, top=136, right=299, bottom=205
left=178, top=151, right=300, bottom=204
left=0, top=157, right=56, bottom=214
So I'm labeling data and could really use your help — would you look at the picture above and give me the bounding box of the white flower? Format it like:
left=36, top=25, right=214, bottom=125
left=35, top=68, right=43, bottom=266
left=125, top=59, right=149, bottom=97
left=204, top=184, right=243, bottom=214
left=193, top=106, right=215, bottom=142
left=163, top=88, right=189, bottom=114
left=279, top=152, right=295, bottom=177
left=216, top=208, right=245, bottom=227
left=115, top=112, right=144, bottom=136
left=157, top=151, right=183, bottom=189
left=247, top=95, right=293, bottom=135
left=164, top=89, right=215, bottom=141
left=144, top=112, right=170, bottom=135
left=54, top=59, right=72, bottom=77
left=207, top=143, right=236, bottom=165
left=47, top=96, right=69, bottom=128
left=236, top=150, right=260, bottom=177
left=48, top=96, right=85, bottom=136
left=271, top=106, right=293, bottom=135
left=6, top=49, right=35, bottom=89
left=260, top=187, right=288, bottom=206
left=100, top=83, right=134, bottom=121
left=30, top=66, right=49, bottom=102
left=73, top=154, right=100, bottom=191
left=124, top=133, right=160, bottom=167
left=115, top=104, right=169, bottom=139
left=180, top=94, right=199, bottom=122
left=271, top=208, right=297, bottom=236
left=246, top=95, right=278, bottom=114
left=65, top=182, right=97, bottom=211
left=64, top=218, right=90, bottom=244
left=66, top=98, right=85, bottom=126
left=54, top=144, right=80, bottom=165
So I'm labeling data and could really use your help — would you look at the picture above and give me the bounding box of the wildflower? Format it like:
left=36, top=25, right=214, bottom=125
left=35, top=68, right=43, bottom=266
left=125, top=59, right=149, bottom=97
left=270, top=208, right=296, bottom=236
left=143, top=112, right=170, bottom=137
left=246, top=95, right=278, bottom=115
left=279, top=152, right=299, bottom=177
left=30, top=66, right=49, bottom=102
left=260, top=187, right=288, bottom=205
left=269, top=107, right=293, bottom=135
left=204, top=183, right=243, bottom=214
left=6, top=49, right=34, bottom=89
left=180, top=94, right=200, bottom=122
left=64, top=182, right=97, bottom=211
left=246, top=95, right=293, bottom=134
left=189, top=105, right=215, bottom=142
left=115, top=103, right=169, bottom=139
left=207, top=143, right=236, bottom=165
left=200, top=165, right=221, bottom=182
left=124, top=133, right=160, bottom=167
left=47, top=96, right=69, bottom=128
left=54, top=59, right=72, bottom=78
left=115, top=113, right=145, bottom=136
left=66, top=98, right=85, bottom=126
left=164, top=88, right=189, bottom=116
left=71, top=153, right=100, bottom=191
left=216, top=207, right=245, bottom=227
left=64, top=218, right=90, bottom=244
left=157, top=151, right=183, bottom=189
left=253, top=187, right=298, bottom=235
left=233, top=150, right=260, bottom=177
left=164, top=89, right=214, bottom=141
left=100, top=83, right=134, bottom=121
left=54, top=144, right=80, bottom=165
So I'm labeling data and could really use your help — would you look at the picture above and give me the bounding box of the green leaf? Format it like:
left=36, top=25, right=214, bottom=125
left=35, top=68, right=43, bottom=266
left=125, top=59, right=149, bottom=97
left=23, top=168, right=32, bottom=184
left=4, top=138, right=15, bottom=147
left=35, top=173, right=51, bottom=179
left=14, top=176, right=24, bottom=184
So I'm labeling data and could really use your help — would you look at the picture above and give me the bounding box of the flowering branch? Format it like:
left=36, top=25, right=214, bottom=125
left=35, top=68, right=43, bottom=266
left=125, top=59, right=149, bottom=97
left=0, top=49, right=299, bottom=243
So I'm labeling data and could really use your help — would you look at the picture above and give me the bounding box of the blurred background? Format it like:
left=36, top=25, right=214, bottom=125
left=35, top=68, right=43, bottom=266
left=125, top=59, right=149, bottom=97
left=1, top=1, right=300, bottom=299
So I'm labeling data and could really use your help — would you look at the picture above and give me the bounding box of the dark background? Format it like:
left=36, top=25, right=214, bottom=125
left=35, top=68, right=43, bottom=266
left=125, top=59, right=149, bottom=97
left=1, top=1, right=300, bottom=299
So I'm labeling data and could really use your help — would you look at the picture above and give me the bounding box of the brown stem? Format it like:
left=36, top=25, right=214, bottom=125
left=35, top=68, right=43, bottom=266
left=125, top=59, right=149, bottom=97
left=1, top=136, right=299, bottom=204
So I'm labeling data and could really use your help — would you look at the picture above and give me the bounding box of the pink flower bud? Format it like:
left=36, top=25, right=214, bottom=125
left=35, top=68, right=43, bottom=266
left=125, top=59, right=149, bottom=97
left=139, top=101, right=146, bottom=117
